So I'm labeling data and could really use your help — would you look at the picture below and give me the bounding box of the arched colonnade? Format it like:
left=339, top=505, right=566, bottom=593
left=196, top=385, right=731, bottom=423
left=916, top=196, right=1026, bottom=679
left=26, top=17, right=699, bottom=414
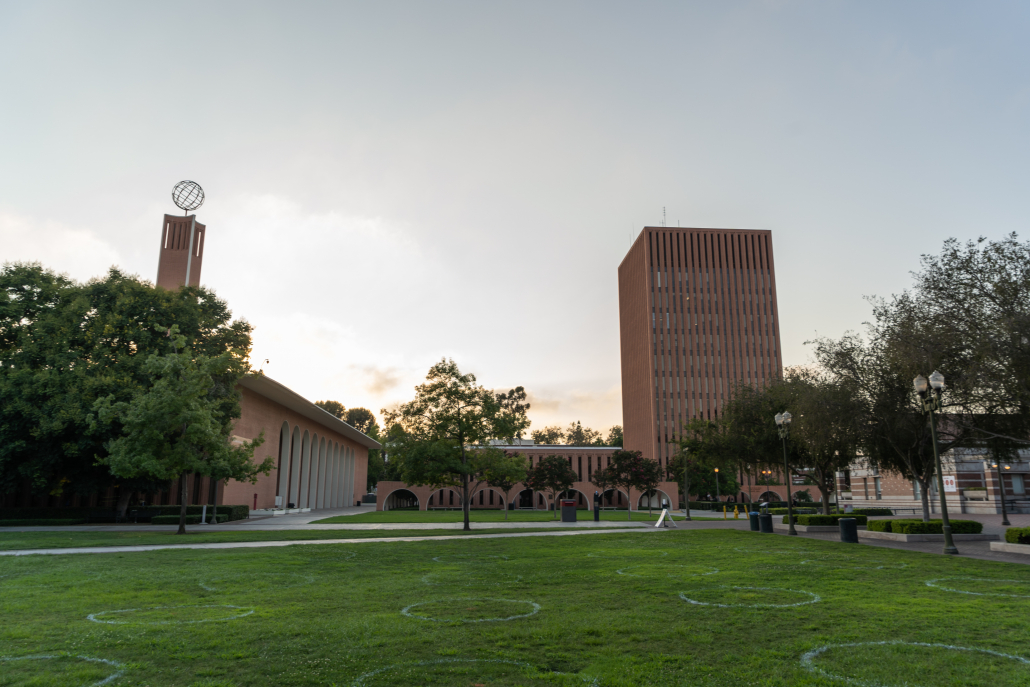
left=276, top=421, right=356, bottom=509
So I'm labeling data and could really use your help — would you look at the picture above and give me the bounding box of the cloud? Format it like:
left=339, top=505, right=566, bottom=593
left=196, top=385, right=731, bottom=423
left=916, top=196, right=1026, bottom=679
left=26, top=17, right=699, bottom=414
left=0, top=210, right=122, bottom=282
left=357, top=365, right=403, bottom=395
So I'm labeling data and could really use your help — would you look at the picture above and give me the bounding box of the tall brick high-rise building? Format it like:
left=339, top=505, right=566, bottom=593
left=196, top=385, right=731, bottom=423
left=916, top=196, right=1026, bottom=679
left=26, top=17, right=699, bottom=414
left=618, top=227, right=783, bottom=467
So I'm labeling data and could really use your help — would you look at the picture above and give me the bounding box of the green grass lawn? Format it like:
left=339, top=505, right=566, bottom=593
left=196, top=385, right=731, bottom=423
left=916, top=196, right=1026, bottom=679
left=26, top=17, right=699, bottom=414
left=2, top=531, right=1029, bottom=687
left=0, top=528, right=585, bottom=552
left=314, top=510, right=722, bottom=524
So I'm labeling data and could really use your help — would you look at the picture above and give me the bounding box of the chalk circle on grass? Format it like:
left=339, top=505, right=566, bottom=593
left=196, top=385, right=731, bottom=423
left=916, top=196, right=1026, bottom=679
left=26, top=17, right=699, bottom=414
left=800, top=557, right=908, bottom=571
left=431, top=554, right=509, bottom=564
left=351, top=658, right=600, bottom=686
left=198, top=571, right=314, bottom=592
left=401, top=597, right=540, bottom=623
left=679, top=586, right=820, bottom=608
left=87, top=604, right=255, bottom=625
left=733, top=547, right=817, bottom=556
left=0, top=653, right=125, bottom=686
left=421, top=571, right=523, bottom=587
left=616, top=564, right=719, bottom=578
left=925, top=577, right=1030, bottom=598
left=801, top=640, right=1030, bottom=687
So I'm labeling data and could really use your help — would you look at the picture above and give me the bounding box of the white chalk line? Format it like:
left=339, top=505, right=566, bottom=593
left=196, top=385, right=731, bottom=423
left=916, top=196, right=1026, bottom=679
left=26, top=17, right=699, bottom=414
left=679, top=586, right=821, bottom=608
left=925, top=577, right=1030, bottom=598
left=0, top=653, right=125, bottom=686
left=351, top=658, right=600, bottom=686
left=87, top=604, right=255, bottom=625
left=800, top=640, right=1030, bottom=687
left=400, top=597, right=541, bottom=623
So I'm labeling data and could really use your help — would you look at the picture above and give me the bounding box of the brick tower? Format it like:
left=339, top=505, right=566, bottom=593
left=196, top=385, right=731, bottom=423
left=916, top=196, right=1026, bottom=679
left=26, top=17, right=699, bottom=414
left=618, top=227, right=783, bottom=467
left=156, top=213, right=206, bottom=289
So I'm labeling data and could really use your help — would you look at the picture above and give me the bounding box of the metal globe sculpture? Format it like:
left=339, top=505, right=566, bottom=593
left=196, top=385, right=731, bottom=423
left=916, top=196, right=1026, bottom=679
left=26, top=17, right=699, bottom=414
left=172, top=180, right=205, bottom=213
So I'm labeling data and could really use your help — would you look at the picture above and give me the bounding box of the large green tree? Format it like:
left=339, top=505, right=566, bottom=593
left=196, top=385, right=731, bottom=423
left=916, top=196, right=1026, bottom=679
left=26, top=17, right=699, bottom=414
left=481, top=450, right=529, bottom=520
left=384, top=359, right=530, bottom=531
left=524, top=455, right=577, bottom=519
left=0, top=264, right=252, bottom=511
left=93, top=328, right=274, bottom=533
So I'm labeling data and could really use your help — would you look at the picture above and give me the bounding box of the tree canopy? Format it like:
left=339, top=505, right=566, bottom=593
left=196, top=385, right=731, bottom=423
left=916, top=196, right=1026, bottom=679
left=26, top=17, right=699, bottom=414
left=0, top=263, right=253, bottom=506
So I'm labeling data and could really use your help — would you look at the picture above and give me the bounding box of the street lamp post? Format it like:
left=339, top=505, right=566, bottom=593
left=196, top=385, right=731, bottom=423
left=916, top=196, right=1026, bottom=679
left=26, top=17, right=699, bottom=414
left=775, top=411, right=796, bottom=536
left=714, top=468, right=720, bottom=503
left=990, top=460, right=1012, bottom=527
left=914, top=371, right=958, bottom=555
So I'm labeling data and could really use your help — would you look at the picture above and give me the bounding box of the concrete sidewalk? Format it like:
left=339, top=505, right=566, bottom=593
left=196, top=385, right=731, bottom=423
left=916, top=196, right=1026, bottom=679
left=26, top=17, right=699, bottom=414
left=0, top=526, right=668, bottom=557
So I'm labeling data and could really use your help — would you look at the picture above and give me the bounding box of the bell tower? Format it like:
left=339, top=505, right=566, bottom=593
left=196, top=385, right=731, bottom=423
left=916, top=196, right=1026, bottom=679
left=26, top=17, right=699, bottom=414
left=157, top=181, right=206, bottom=290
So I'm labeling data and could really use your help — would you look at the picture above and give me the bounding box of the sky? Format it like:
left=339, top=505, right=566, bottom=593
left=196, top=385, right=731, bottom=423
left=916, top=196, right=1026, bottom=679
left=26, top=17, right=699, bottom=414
left=2, top=1, right=1029, bottom=434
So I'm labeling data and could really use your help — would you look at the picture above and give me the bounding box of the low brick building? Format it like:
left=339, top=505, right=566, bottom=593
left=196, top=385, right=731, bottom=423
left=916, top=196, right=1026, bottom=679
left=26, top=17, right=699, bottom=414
left=376, top=442, right=682, bottom=512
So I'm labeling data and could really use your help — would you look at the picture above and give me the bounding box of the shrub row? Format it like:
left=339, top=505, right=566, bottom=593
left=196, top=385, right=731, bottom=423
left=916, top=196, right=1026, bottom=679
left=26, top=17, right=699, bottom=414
left=781, top=514, right=868, bottom=526
left=868, top=519, right=984, bottom=534
left=1005, top=527, right=1030, bottom=545
left=0, top=505, right=249, bottom=522
left=850, top=508, right=894, bottom=516
left=769, top=508, right=818, bottom=515
left=151, top=514, right=229, bottom=525
left=0, top=518, right=86, bottom=526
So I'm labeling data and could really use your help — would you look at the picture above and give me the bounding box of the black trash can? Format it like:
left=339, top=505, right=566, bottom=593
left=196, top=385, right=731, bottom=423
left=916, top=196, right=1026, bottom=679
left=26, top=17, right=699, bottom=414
left=561, top=499, right=578, bottom=523
left=759, top=513, right=773, bottom=533
left=839, top=517, right=859, bottom=544
left=748, top=511, right=760, bottom=532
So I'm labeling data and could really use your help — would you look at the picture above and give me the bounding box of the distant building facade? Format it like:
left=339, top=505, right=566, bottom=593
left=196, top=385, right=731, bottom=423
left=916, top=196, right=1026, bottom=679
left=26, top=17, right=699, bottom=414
left=618, top=227, right=783, bottom=469
left=376, top=442, right=685, bottom=511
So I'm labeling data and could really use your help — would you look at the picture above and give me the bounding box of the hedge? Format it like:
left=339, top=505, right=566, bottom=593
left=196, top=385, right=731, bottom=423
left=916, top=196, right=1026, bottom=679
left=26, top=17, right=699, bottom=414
left=769, top=508, right=818, bottom=515
left=781, top=514, right=867, bottom=526
left=151, top=514, right=229, bottom=525
left=851, top=508, right=893, bottom=516
left=0, top=518, right=86, bottom=526
left=868, top=519, right=983, bottom=535
left=0, top=505, right=249, bottom=522
left=1005, top=527, right=1030, bottom=545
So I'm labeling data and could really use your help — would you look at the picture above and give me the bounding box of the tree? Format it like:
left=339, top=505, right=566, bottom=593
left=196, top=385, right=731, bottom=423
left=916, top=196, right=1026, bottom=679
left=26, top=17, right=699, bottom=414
left=92, top=328, right=273, bottom=534
left=606, top=425, right=624, bottom=447
left=783, top=368, right=864, bottom=514
left=0, top=264, right=252, bottom=512
left=384, top=359, right=529, bottom=531
left=636, top=455, right=665, bottom=515
left=315, top=400, right=346, bottom=419
left=565, top=421, right=603, bottom=446
left=591, top=463, right=618, bottom=509
left=606, top=449, right=654, bottom=520
left=481, top=450, right=528, bottom=520
left=344, top=407, right=379, bottom=435
left=495, top=387, right=531, bottom=442
left=531, top=426, right=565, bottom=445
left=524, top=455, right=577, bottom=519
left=672, top=419, right=734, bottom=500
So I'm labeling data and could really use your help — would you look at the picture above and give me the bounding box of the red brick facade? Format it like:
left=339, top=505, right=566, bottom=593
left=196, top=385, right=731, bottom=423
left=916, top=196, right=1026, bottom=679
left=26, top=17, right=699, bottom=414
left=618, top=227, right=783, bottom=468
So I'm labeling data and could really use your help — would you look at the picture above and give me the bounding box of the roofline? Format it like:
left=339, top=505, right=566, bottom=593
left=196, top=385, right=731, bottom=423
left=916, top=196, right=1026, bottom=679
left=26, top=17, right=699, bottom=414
left=238, top=374, right=382, bottom=450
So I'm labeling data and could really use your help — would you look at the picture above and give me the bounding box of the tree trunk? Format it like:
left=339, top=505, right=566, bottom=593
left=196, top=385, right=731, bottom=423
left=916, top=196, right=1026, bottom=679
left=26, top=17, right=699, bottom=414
left=462, top=473, right=470, bottom=531
left=627, top=488, right=632, bottom=520
left=177, top=472, right=189, bottom=535
left=504, top=489, right=509, bottom=520
left=116, top=488, right=134, bottom=521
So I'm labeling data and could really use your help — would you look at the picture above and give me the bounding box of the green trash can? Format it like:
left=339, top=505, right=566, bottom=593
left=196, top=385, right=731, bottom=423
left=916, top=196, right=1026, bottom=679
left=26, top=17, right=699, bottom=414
left=759, top=513, right=773, bottom=533
left=839, top=517, right=859, bottom=544
left=748, top=512, right=760, bottom=531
